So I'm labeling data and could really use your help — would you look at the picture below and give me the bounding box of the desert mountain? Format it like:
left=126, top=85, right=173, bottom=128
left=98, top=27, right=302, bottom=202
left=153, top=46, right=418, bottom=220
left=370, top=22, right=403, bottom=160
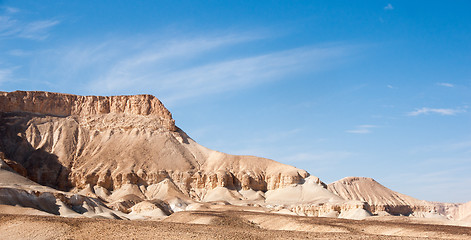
left=0, top=91, right=469, bottom=223
left=0, top=91, right=326, bottom=217
left=328, top=176, right=470, bottom=222
left=328, top=177, right=432, bottom=215
left=0, top=91, right=307, bottom=194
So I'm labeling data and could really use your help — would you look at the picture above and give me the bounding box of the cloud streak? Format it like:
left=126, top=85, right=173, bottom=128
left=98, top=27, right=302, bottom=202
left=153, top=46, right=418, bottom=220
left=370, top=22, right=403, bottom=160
left=33, top=33, right=355, bottom=105
left=346, top=125, right=377, bottom=134
left=0, top=66, right=16, bottom=85
left=408, top=107, right=465, bottom=116
left=283, top=151, right=354, bottom=163
left=140, top=46, right=347, bottom=103
left=0, top=11, right=59, bottom=40
left=437, top=82, right=454, bottom=88
left=18, top=20, right=60, bottom=40
left=384, top=4, right=394, bottom=10
left=410, top=140, right=471, bottom=154
left=5, top=7, right=19, bottom=13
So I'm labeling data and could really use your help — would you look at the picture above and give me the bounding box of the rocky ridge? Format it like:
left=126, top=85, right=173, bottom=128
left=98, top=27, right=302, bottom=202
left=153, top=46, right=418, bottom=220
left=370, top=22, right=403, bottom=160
left=0, top=91, right=176, bottom=131
left=0, top=91, right=319, bottom=217
left=0, top=91, right=308, bottom=194
left=0, top=91, right=468, bottom=222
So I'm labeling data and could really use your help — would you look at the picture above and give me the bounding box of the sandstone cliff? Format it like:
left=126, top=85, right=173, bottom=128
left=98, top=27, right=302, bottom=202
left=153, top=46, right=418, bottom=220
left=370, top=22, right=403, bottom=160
left=1, top=91, right=468, bottom=223
left=0, top=91, right=309, bottom=210
left=0, top=91, right=176, bottom=131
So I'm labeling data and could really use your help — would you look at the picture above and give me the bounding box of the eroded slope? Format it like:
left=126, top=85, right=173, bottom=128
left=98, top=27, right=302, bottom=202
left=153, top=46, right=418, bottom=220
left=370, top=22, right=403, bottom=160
left=0, top=91, right=311, bottom=214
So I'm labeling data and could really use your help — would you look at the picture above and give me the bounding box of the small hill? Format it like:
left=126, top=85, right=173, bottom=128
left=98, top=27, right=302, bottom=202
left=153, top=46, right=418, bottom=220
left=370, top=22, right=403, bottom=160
left=328, top=177, right=446, bottom=217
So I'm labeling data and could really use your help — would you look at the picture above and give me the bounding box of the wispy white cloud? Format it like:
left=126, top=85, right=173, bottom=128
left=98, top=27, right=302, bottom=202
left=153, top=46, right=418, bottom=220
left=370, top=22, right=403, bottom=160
left=409, top=140, right=471, bottom=154
left=7, top=49, right=30, bottom=56
left=4, top=7, right=20, bottom=13
left=0, top=13, right=59, bottom=40
left=0, top=6, right=20, bottom=13
left=346, top=124, right=377, bottom=134
left=437, top=82, right=454, bottom=88
left=0, top=67, right=16, bottom=85
left=145, top=46, right=347, bottom=103
left=408, top=107, right=465, bottom=116
left=387, top=84, right=394, bottom=89
left=34, top=33, right=354, bottom=104
left=0, top=16, right=17, bottom=35
left=247, top=128, right=302, bottom=144
left=18, top=20, right=60, bottom=40
left=384, top=3, right=394, bottom=10
left=283, top=151, right=354, bottom=163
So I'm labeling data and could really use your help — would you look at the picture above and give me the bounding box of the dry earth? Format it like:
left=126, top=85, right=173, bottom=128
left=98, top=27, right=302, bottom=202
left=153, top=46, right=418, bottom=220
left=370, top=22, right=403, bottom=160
left=1, top=210, right=471, bottom=240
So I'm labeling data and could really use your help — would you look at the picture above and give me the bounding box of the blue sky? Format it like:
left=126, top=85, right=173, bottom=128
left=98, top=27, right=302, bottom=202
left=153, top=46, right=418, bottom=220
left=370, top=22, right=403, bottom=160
left=0, top=1, right=470, bottom=203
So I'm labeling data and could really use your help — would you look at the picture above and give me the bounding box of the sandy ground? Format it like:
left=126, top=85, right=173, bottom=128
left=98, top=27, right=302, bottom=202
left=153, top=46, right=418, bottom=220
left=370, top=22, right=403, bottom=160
left=1, top=211, right=470, bottom=240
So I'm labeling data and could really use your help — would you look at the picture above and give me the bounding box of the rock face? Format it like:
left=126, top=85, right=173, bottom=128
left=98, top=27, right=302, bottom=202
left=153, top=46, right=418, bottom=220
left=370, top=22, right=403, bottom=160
left=0, top=153, right=124, bottom=218
left=0, top=91, right=176, bottom=131
left=0, top=91, right=308, bottom=203
left=1, top=90, right=469, bottom=223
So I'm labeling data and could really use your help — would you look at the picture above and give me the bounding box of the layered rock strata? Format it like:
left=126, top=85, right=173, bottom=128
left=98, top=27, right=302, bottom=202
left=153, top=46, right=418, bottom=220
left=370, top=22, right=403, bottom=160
left=0, top=91, right=176, bottom=131
left=1, top=91, right=468, bottom=222
left=0, top=91, right=308, bottom=203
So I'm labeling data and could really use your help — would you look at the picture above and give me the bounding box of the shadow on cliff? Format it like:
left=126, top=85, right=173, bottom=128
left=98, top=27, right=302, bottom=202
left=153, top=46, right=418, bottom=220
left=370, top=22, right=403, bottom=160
left=0, top=112, right=73, bottom=191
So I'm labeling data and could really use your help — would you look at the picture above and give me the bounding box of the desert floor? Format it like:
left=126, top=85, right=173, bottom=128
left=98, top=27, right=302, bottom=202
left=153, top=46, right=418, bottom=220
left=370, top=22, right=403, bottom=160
left=1, top=210, right=471, bottom=240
